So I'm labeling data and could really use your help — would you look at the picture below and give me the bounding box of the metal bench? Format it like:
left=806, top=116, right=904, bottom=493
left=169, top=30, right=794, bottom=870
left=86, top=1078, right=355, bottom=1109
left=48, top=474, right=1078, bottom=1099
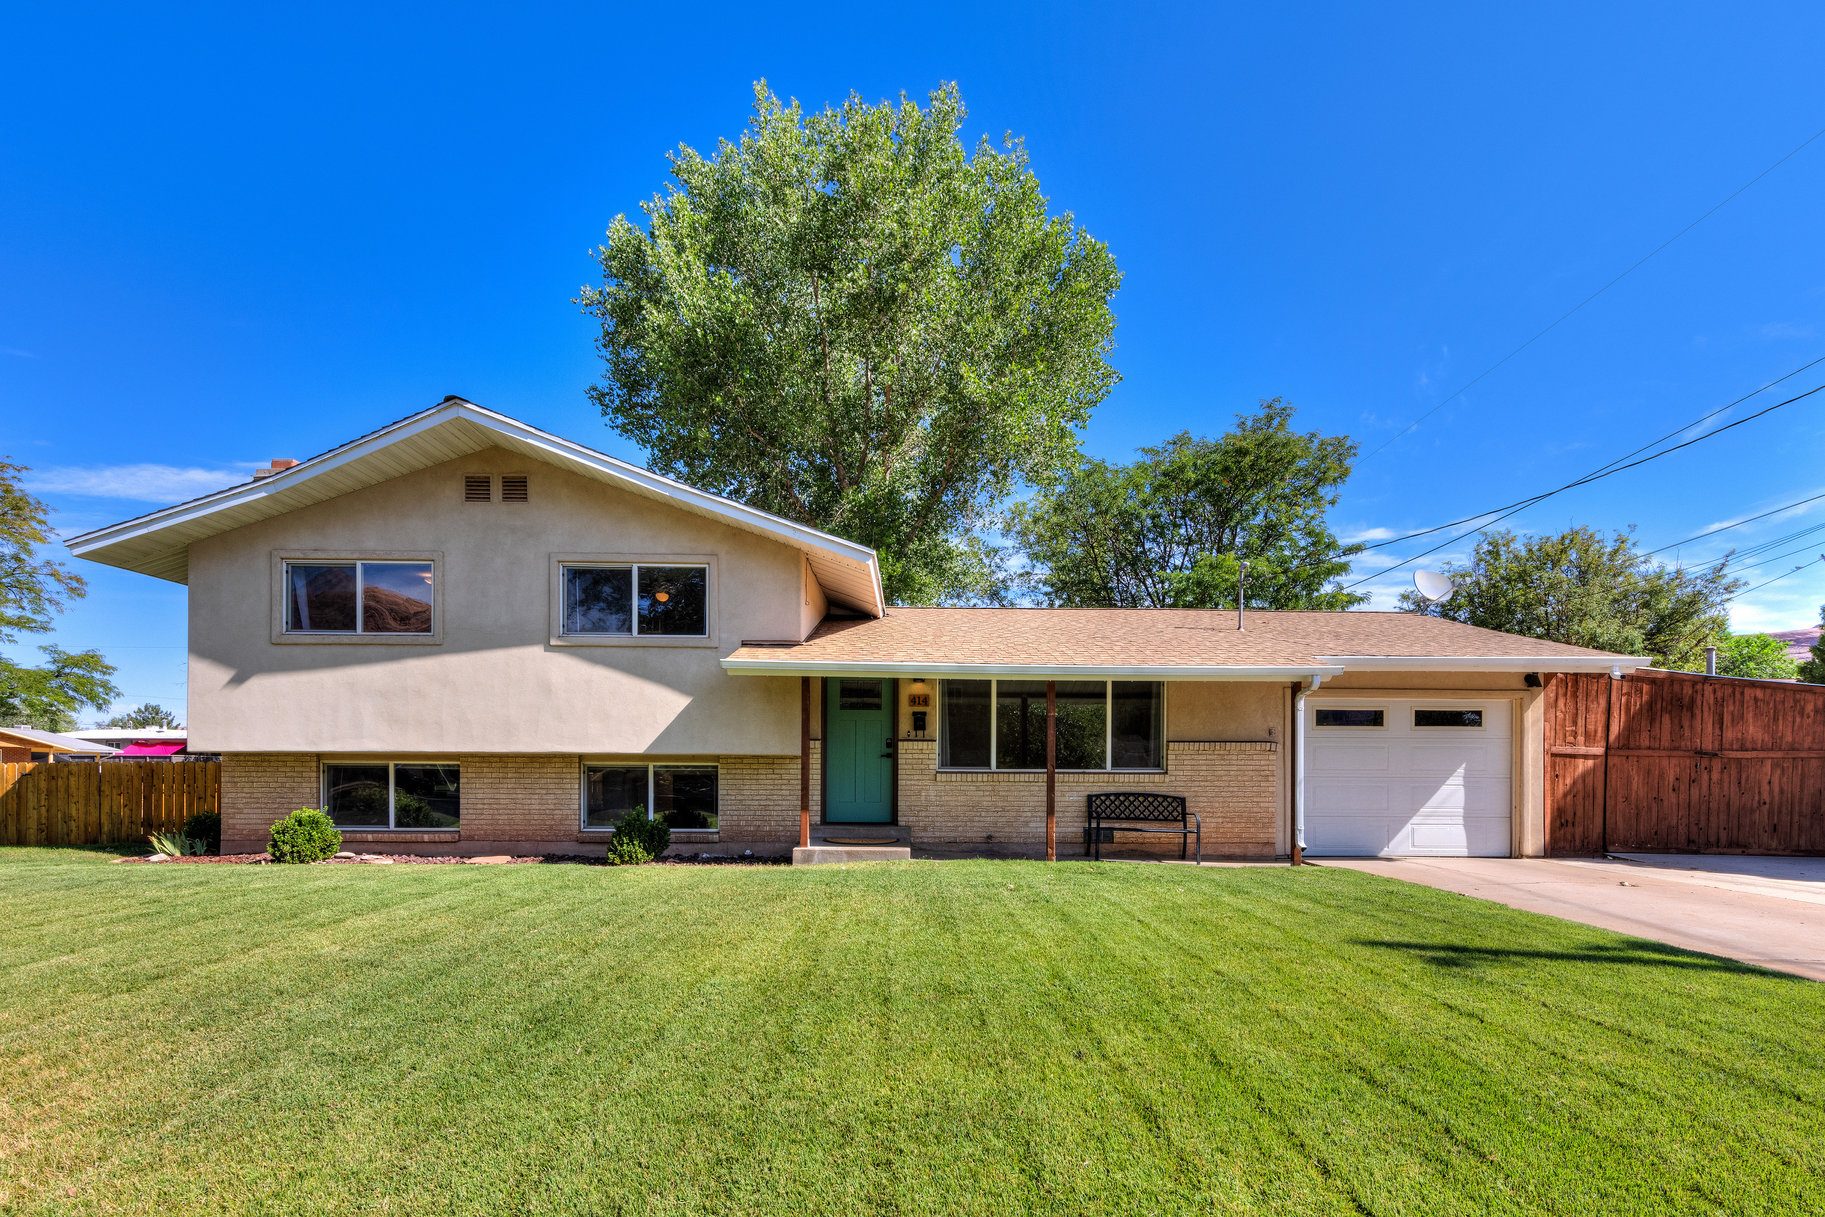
left=1084, top=792, right=1200, bottom=863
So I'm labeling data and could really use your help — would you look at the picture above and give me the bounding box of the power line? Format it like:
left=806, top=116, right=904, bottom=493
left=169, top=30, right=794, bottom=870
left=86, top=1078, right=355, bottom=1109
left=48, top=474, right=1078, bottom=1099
left=1728, top=555, right=1825, bottom=601
left=1644, top=488, right=1825, bottom=556
left=1363, top=353, right=1825, bottom=551
left=1341, top=379, right=1825, bottom=591
left=1361, top=124, right=1825, bottom=463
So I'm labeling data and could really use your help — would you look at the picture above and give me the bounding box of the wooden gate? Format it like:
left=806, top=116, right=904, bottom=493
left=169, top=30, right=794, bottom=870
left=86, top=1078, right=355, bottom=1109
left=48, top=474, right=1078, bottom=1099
left=0, top=761, right=220, bottom=846
left=1544, top=669, right=1825, bottom=855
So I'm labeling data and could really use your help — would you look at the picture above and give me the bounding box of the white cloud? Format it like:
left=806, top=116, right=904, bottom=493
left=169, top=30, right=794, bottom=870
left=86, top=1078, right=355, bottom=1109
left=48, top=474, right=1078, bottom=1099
left=1341, top=526, right=1398, bottom=543
left=27, top=463, right=253, bottom=503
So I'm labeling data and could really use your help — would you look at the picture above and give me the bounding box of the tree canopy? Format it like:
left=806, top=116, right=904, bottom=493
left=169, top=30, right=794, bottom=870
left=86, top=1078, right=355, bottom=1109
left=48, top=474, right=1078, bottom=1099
left=1798, top=609, right=1825, bottom=684
left=0, top=462, right=118, bottom=731
left=1397, top=526, right=1739, bottom=669
left=1004, top=400, right=1365, bottom=609
left=580, top=82, right=1122, bottom=604
left=103, top=703, right=181, bottom=730
left=1705, top=633, right=1800, bottom=681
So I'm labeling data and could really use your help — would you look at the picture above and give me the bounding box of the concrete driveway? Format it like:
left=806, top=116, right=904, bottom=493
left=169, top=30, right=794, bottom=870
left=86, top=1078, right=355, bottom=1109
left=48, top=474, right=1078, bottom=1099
left=1321, top=854, right=1825, bottom=981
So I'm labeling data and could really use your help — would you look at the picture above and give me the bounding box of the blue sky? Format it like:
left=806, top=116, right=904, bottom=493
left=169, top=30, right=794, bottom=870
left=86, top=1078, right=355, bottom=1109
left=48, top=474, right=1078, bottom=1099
left=5, top=2, right=1825, bottom=721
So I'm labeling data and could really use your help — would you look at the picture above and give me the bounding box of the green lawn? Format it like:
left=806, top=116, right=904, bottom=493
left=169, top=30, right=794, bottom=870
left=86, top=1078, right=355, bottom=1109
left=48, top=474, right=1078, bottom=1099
left=2, top=848, right=1822, bottom=1215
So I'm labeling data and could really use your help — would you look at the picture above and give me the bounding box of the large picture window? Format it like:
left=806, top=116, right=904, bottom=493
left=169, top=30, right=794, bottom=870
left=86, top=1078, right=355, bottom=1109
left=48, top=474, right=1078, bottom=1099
left=583, top=763, right=718, bottom=830
left=562, top=564, right=707, bottom=637
left=322, top=762, right=459, bottom=828
left=939, top=679, right=1164, bottom=771
left=286, top=561, right=434, bottom=634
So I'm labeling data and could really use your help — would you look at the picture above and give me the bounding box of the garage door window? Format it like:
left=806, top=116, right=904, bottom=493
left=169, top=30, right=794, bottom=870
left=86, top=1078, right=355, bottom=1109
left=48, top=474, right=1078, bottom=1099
left=1414, top=708, right=1484, bottom=728
left=1315, top=708, right=1384, bottom=728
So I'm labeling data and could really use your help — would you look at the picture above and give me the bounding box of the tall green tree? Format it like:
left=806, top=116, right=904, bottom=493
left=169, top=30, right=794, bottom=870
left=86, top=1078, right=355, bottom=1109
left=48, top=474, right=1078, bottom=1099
left=1397, top=526, right=1740, bottom=669
left=1798, top=608, right=1825, bottom=684
left=580, top=82, right=1122, bottom=604
left=1707, top=633, right=1800, bottom=681
left=0, top=461, right=119, bottom=731
left=103, top=703, right=181, bottom=729
left=1004, top=401, right=1365, bottom=609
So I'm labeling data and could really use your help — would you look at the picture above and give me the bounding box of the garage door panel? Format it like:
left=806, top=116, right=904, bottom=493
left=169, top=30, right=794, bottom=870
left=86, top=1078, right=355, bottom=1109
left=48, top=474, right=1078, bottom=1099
left=1309, top=744, right=1391, bottom=772
left=1306, top=699, right=1512, bottom=858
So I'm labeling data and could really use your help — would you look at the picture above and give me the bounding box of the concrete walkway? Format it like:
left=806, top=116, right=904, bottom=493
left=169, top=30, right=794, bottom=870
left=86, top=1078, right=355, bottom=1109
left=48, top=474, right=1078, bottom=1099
left=1320, top=855, right=1825, bottom=981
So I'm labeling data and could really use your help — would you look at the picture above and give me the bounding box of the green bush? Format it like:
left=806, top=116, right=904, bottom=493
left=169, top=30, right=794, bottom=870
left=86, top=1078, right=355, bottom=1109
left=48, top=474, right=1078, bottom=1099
left=605, top=835, right=653, bottom=866
left=183, top=811, right=221, bottom=854
left=267, top=808, right=342, bottom=864
left=606, top=805, right=669, bottom=865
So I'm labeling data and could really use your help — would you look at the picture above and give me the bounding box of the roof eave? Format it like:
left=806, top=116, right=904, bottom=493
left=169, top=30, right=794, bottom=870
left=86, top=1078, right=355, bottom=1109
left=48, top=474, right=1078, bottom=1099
left=721, top=658, right=1345, bottom=680
left=1316, top=655, right=1650, bottom=673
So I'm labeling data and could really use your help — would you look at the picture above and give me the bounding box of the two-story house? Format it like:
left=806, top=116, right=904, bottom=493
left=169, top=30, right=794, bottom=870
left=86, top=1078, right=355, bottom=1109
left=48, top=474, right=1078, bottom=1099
left=67, top=398, right=1644, bottom=859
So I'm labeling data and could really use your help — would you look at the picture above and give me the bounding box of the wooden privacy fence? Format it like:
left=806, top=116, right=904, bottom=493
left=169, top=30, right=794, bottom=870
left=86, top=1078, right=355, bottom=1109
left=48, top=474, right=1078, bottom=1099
left=1545, top=668, right=1825, bottom=855
left=0, top=761, right=220, bottom=846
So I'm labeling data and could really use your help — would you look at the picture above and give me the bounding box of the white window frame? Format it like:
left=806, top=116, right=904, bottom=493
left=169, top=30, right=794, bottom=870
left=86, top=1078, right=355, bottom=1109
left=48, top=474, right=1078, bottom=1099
left=271, top=550, right=443, bottom=645
left=320, top=760, right=461, bottom=830
left=549, top=553, right=719, bottom=648
left=936, top=678, right=1165, bottom=773
left=579, top=761, right=721, bottom=831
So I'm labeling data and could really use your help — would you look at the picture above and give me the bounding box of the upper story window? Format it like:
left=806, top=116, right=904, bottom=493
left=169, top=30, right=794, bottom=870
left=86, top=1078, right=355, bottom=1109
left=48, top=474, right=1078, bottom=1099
left=285, top=560, right=434, bottom=634
left=562, top=563, right=707, bottom=637
left=939, top=679, right=1164, bottom=771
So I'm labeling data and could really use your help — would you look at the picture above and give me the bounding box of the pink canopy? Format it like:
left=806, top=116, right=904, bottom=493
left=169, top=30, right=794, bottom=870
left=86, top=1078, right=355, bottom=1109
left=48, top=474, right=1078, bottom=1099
left=120, top=741, right=186, bottom=756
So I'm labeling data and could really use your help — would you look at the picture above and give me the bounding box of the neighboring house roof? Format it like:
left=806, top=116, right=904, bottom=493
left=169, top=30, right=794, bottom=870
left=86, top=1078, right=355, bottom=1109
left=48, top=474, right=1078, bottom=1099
left=63, top=397, right=886, bottom=617
left=0, top=726, right=120, bottom=755
left=723, top=607, right=1647, bottom=678
left=68, top=728, right=187, bottom=743
left=1769, top=628, right=1820, bottom=662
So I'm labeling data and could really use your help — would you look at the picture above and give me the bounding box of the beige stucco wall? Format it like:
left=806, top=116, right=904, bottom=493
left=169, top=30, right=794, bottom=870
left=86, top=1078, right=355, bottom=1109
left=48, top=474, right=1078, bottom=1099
left=189, top=447, right=815, bottom=755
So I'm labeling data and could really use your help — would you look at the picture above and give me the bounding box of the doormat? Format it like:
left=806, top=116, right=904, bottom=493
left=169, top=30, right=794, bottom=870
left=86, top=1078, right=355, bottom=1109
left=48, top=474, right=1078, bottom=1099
left=822, top=836, right=900, bottom=846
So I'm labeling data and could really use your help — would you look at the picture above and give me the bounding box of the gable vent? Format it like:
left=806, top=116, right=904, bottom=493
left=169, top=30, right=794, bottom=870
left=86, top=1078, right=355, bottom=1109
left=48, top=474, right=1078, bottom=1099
left=500, top=473, right=529, bottom=503
left=463, top=473, right=493, bottom=502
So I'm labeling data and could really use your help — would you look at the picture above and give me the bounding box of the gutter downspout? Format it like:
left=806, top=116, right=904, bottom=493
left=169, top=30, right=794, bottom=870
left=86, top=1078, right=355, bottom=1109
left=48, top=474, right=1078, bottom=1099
left=1292, top=673, right=1324, bottom=865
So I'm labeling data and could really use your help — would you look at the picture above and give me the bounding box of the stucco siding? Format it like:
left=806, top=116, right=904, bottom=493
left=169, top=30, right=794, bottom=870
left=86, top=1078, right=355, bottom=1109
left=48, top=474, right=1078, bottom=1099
left=188, top=446, right=812, bottom=756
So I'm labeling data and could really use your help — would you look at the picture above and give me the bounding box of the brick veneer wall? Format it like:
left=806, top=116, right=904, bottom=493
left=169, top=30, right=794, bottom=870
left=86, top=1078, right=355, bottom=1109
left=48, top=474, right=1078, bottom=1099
left=896, top=739, right=1280, bottom=858
left=220, top=753, right=321, bottom=853
left=218, top=747, right=822, bottom=854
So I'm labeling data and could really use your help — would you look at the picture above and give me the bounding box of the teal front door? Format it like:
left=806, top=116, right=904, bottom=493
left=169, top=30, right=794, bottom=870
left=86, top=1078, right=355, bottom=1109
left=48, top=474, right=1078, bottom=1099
left=825, top=677, right=894, bottom=823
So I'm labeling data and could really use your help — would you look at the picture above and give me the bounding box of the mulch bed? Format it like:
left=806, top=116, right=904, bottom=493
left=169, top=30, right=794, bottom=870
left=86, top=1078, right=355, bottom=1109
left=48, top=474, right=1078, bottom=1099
left=119, top=851, right=788, bottom=866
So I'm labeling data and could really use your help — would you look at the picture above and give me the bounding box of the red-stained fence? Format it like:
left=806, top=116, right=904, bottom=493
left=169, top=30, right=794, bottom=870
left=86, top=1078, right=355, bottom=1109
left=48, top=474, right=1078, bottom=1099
left=1545, top=668, right=1825, bottom=855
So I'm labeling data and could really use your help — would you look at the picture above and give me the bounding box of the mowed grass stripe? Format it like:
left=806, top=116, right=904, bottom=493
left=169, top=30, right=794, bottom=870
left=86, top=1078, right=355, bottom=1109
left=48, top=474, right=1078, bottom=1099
left=3, top=848, right=1824, bottom=1215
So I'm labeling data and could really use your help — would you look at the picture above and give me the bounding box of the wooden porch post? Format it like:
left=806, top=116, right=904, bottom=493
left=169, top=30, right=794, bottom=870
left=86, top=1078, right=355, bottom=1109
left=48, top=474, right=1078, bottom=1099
left=799, top=676, right=812, bottom=849
left=1045, top=680, right=1057, bottom=861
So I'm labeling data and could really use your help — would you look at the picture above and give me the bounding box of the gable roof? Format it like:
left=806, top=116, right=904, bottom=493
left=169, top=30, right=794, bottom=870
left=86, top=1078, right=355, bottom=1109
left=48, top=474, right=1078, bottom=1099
left=723, top=607, right=1647, bottom=678
left=64, top=398, right=886, bottom=616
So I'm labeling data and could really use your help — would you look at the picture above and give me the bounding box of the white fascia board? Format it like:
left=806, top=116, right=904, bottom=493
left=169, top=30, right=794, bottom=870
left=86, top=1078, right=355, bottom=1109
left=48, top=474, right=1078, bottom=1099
left=721, top=658, right=1345, bottom=681
left=65, top=402, right=886, bottom=616
left=1317, top=655, right=1651, bottom=673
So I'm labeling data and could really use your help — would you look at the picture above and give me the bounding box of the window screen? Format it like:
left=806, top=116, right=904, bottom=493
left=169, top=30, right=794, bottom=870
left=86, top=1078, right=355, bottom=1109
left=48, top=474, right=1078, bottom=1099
left=1414, top=708, right=1484, bottom=728
left=941, top=679, right=991, bottom=768
left=1315, top=708, right=1385, bottom=727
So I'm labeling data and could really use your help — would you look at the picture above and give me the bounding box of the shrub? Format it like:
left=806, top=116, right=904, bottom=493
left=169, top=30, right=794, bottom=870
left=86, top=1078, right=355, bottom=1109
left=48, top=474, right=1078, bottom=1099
left=605, top=834, right=653, bottom=866
left=148, top=830, right=206, bottom=856
left=183, top=811, right=221, bottom=854
left=606, top=805, right=670, bottom=864
left=268, top=808, right=342, bottom=864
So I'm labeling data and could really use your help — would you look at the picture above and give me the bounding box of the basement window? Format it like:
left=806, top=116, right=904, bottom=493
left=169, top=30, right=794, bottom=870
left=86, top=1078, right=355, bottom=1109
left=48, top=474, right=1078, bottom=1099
left=285, top=561, right=434, bottom=634
left=323, top=762, right=460, bottom=828
left=583, top=763, right=718, bottom=831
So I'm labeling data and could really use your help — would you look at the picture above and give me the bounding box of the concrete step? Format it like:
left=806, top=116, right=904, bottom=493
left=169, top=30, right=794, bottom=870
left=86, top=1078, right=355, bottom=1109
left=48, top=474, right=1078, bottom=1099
left=795, top=824, right=912, bottom=865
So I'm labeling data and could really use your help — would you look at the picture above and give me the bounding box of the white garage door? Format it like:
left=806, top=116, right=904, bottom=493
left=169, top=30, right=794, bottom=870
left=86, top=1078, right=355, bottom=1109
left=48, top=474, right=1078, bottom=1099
left=1305, top=700, right=1512, bottom=857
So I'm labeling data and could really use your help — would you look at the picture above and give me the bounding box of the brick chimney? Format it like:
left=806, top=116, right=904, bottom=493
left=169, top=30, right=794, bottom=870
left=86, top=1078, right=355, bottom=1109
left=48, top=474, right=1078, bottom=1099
left=252, top=458, right=300, bottom=480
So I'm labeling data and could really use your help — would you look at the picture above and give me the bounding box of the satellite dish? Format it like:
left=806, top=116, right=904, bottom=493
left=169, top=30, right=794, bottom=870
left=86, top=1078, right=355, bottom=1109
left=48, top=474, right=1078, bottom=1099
left=1414, top=570, right=1455, bottom=603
